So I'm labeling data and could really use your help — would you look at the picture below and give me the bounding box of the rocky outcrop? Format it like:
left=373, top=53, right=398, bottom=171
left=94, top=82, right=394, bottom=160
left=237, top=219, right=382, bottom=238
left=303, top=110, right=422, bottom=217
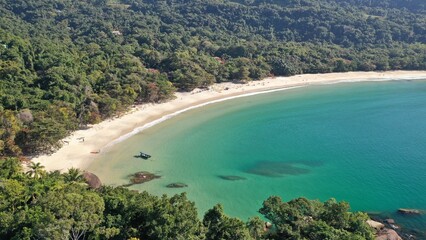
left=368, top=214, right=420, bottom=239
left=83, top=171, right=102, bottom=189
left=397, top=208, right=422, bottom=215
left=376, top=229, right=402, bottom=240
left=367, top=219, right=402, bottom=240
left=367, top=220, right=385, bottom=230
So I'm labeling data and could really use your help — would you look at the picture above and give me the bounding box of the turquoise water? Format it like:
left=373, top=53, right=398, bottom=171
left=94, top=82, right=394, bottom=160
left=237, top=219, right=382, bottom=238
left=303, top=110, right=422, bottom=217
left=88, top=80, right=426, bottom=232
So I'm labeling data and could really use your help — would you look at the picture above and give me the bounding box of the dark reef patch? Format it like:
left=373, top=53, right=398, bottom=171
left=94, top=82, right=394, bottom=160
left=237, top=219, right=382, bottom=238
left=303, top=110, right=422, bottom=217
left=166, top=182, right=188, bottom=188
left=245, top=160, right=322, bottom=177
left=218, top=175, right=247, bottom=181
left=122, top=171, right=161, bottom=187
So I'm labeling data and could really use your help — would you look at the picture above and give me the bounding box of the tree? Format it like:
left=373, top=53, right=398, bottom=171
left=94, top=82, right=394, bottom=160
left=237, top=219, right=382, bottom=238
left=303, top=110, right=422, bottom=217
left=64, top=168, right=84, bottom=183
left=236, top=66, right=250, bottom=82
left=0, top=179, right=27, bottom=237
left=99, top=186, right=154, bottom=239
left=247, top=216, right=265, bottom=240
left=203, top=204, right=251, bottom=240
left=259, top=196, right=374, bottom=240
left=34, top=185, right=105, bottom=240
left=0, top=157, right=23, bottom=179
left=143, top=193, right=205, bottom=240
left=303, top=220, right=350, bottom=239
left=346, top=212, right=375, bottom=240
left=0, top=109, right=22, bottom=156
left=320, top=198, right=350, bottom=229
left=269, top=57, right=302, bottom=76
left=0, top=179, right=27, bottom=213
left=26, top=162, right=46, bottom=179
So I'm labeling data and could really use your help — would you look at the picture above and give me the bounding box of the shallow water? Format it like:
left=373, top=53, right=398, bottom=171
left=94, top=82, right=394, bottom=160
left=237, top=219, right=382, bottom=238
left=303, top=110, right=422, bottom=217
left=88, top=79, right=426, bottom=232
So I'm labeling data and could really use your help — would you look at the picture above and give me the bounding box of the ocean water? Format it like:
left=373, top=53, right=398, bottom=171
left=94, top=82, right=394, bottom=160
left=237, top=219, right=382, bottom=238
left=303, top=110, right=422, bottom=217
left=88, top=79, right=426, bottom=232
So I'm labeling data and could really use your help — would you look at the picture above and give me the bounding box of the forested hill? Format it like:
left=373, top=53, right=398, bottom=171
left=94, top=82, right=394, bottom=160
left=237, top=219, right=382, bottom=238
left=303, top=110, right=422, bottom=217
left=241, top=0, right=426, bottom=14
left=1, top=0, right=425, bottom=156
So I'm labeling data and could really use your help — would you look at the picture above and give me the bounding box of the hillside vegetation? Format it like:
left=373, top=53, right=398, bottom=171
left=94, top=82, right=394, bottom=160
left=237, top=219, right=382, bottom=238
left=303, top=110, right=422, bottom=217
left=0, top=0, right=425, bottom=155
left=0, top=157, right=374, bottom=239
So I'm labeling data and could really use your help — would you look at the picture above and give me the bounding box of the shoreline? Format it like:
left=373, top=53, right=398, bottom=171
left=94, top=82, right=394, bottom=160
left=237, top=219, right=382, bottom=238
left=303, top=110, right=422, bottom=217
left=32, top=71, right=426, bottom=172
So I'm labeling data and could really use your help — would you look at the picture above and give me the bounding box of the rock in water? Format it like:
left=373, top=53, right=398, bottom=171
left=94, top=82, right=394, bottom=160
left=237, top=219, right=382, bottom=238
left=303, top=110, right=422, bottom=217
left=128, top=171, right=160, bottom=185
left=385, top=219, right=395, bottom=224
left=166, top=183, right=188, bottom=188
left=83, top=171, right=102, bottom=189
left=376, top=229, right=402, bottom=240
left=397, top=208, right=422, bottom=215
left=218, top=175, right=247, bottom=181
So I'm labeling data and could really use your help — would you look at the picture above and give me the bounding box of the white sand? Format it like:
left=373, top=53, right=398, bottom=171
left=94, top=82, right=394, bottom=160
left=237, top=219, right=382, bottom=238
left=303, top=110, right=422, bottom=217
left=32, top=71, right=426, bottom=172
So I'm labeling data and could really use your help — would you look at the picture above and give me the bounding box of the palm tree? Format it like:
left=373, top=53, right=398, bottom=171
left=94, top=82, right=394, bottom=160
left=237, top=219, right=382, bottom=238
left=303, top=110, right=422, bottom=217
left=64, top=167, right=84, bottom=182
left=26, top=162, right=45, bottom=179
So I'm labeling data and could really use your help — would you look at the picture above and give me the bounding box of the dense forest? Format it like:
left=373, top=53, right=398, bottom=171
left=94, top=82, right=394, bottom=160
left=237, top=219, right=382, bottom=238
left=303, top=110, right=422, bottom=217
left=0, top=0, right=425, bottom=156
left=0, top=157, right=375, bottom=239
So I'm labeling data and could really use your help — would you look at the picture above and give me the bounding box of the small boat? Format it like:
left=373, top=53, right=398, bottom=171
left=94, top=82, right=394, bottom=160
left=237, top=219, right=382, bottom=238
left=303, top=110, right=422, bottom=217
left=137, top=152, right=151, bottom=159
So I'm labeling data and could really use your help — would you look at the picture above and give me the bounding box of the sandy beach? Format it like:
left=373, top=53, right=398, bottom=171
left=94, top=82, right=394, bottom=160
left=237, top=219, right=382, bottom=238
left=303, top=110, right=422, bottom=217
left=32, top=71, right=426, bottom=172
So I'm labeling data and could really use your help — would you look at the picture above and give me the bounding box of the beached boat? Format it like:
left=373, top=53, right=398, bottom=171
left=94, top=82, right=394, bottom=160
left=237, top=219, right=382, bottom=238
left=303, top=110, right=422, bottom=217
left=137, top=152, right=151, bottom=159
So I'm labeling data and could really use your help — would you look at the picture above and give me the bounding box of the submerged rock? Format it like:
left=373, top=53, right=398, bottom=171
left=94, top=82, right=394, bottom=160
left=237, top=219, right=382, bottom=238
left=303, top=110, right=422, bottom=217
left=385, top=219, right=395, bottom=224
left=245, top=161, right=311, bottom=177
left=124, top=171, right=160, bottom=187
left=166, top=182, right=188, bottom=188
left=218, top=175, right=247, bottom=181
left=397, top=208, right=422, bottom=215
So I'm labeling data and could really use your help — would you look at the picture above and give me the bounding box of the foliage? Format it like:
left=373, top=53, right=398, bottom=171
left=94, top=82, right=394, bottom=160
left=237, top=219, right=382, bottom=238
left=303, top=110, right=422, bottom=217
left=203, top=204, right=251, bottom=240
left=35, top=185, right=105, bottom=240
left=63, top=167, right=84, bottom=183
left=26, top=162, right=46, bottom=179
left=259, top=196, right=374, bottom=239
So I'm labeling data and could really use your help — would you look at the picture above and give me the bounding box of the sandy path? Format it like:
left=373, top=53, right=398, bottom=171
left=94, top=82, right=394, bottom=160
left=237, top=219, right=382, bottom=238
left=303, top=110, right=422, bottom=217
left=32, top=71, right=426, bottom=172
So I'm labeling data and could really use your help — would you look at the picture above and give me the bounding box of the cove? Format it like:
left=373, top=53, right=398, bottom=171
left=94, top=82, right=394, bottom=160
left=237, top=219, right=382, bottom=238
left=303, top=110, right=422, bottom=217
left=87, top=79, right=426, bottom=232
